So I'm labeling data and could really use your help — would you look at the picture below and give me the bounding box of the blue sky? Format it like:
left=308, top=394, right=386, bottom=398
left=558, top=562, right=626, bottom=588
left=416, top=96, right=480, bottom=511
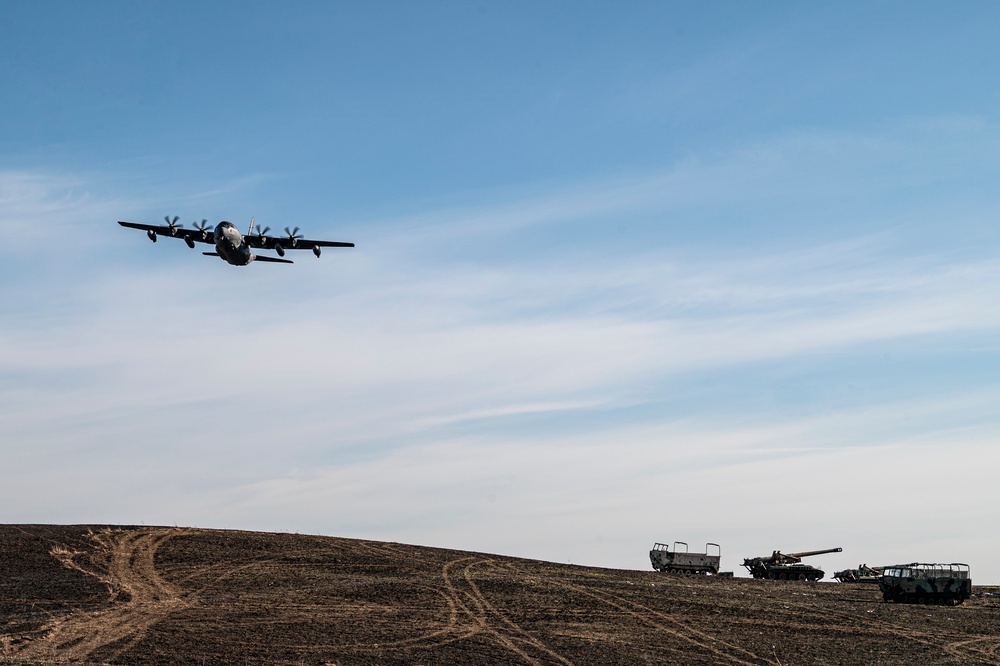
left=3, top=2, right=1000, bottom=582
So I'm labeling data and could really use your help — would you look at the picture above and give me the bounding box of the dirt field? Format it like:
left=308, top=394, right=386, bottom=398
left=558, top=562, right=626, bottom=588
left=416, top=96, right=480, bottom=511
left=1, top=526, right=998, bottom=665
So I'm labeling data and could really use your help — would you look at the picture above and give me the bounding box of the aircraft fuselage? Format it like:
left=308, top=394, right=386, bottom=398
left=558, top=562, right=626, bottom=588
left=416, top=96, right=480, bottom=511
left=213, top=221, right=255, bottom=266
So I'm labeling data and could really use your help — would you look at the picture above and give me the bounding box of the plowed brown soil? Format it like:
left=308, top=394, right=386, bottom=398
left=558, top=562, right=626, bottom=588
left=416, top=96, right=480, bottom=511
left=2, top=525, right=998, bottom=665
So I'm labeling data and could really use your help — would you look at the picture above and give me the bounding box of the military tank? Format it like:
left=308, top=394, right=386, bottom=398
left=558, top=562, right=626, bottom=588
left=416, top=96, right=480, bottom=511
left=833, top=564, right=884, bottom=583
left=742, top=547, right=842, bottom=581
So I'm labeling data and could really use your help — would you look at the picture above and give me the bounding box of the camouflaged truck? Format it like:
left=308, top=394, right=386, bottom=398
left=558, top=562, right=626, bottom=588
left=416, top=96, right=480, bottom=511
left=649, top=542, right=721, bottom=575
left=880, top=563, right=972, bottom=605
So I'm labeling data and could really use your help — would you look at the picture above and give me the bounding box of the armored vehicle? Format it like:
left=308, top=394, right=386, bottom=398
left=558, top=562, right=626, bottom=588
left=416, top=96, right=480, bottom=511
left=742, top=547, right=842, bottom=581
left=880, top=563, right=971, bottom=605
left=650, top=541, right=721, bottom=575
left=833, top=564, right=884, bottom=583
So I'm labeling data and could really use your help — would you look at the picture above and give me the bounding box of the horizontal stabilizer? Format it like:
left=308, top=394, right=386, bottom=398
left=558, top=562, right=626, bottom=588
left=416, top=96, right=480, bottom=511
left=202, top=252, right=220, bottom=256
left=253, top=255, right=294, bottom=264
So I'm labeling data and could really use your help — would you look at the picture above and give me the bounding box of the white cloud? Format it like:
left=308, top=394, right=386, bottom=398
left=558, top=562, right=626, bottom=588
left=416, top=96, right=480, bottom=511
left=3, top=117, right=1000, bottom=582
left=59, top=395, right=992, bottom=579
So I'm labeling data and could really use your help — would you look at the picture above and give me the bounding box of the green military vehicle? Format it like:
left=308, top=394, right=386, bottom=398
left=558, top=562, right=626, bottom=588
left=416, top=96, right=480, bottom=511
left=742, top=547, right=842, bottom=581
left=833, top=564, right=884, bottom=584
left=880, top=563, right=971, bottom=605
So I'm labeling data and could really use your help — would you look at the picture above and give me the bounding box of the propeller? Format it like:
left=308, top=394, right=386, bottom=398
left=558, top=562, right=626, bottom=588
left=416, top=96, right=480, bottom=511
left=193, top=219, right=212, bottom=240
left=253, top=225, right=271, bottom=247
left=163, top=215, right=183, bottom=235
left=284, top=226, right=303, bottom=247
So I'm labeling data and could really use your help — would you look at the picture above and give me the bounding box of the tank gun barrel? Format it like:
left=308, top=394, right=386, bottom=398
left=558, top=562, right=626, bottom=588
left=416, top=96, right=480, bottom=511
left=785, top=547, right=842, bottom=559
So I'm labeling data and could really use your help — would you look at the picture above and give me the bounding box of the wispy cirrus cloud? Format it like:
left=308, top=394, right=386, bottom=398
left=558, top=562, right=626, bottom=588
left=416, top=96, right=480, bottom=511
left=3, top=116, right=1000, bottom=580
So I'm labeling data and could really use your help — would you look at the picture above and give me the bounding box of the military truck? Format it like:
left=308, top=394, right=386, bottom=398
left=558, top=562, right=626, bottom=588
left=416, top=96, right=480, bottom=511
left=649, top=541, right=721, bottom=575
left=833, top=564, right=884, bottom=584
left=742, top=547, right=842, bottom=581
left=880, top=563, right=971, bottom=605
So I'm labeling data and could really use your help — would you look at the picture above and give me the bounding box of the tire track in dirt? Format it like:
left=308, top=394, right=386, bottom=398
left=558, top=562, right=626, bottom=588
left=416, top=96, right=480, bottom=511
left=306, top=538, right=566, bottom=662
left=334, top=537, right=442, bottom=568
left=776, top=595, right=1000, bottom=665
left=942, top=636, right=1000, bottom=664
left=457, top=559, right=574, bottom=665
left=369, top=584, right=465, bottom=648
left=311, top=538, right=479, bottom=652
left=745, top=597, right=923, bottom=642
left=328, top=540, right=751, bottom=664
left=526, top=569, right=776, bottom=666
left=8, top=527, right=192, bottom=663
left=356, top=554, right=573, bottom=664
left=245, top=539, right=474, bottom=655
left=780, top=597, right=951, bottom=644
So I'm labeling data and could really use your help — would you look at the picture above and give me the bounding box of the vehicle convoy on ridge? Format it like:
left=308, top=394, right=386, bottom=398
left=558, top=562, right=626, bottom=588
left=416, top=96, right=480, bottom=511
left=833, top=564, right=884, bottom=583
left=879, top=563, right=972, bottom=605
left=742, top=547, right=842, bottom=581
left=649, top=542, right=722, bottom=575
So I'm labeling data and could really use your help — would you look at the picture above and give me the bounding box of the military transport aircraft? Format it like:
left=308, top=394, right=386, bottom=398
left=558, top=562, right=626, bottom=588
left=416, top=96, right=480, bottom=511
left=118, top=217, right=355, bottom=265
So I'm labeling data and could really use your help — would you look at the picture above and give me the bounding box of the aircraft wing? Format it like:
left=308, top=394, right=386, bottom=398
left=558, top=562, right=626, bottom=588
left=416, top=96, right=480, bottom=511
left=245, top=233, right=355, bottom=250
left=118, top=221, right=215, bottom=244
